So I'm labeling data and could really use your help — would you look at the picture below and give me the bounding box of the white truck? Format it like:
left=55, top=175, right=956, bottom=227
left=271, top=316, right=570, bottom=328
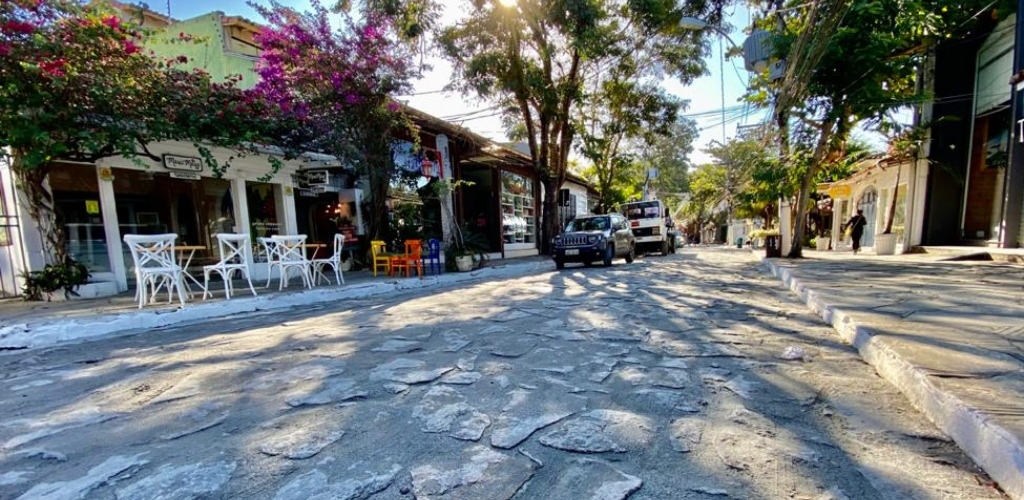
left=620, top=199, right=676, bottom=256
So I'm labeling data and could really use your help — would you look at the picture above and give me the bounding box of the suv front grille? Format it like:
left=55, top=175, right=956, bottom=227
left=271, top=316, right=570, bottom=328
left=561, top=235, right=590, bottom=247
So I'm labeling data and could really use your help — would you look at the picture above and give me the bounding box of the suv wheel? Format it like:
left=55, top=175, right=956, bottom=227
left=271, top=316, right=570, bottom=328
left=603, top=244, right=614, bottom=267
left=661, top=239, right=670, bottom=256
left=555, top=259, right=565, bottom=270
left=625, top=243, right=635, bottom=263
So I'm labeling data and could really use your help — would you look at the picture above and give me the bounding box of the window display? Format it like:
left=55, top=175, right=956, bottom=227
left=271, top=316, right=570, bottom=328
left=501, top=172, right=535, bottom=245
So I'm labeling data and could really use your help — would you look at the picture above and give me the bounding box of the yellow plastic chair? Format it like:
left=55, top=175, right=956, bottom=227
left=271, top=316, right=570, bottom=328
left=371, top=240, right=391, bottom=277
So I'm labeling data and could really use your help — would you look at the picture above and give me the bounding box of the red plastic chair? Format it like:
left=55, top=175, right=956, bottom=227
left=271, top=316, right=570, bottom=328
left=390, top=240, right=423, bottom=277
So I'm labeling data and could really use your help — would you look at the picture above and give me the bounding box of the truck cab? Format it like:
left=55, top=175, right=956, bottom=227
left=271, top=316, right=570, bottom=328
left=621, top=200, right=676, bottom=256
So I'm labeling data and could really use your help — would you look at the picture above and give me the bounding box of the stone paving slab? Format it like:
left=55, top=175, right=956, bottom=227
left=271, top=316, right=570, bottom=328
left=0, top=258, right=553, bottom=350
left=760, top=250, right=1024, bottom=499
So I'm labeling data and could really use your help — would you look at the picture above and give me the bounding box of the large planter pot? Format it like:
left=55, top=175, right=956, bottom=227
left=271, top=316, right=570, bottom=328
left=816, top=237, right=830, bottom=251
left=874, top=233, right=897, bottom=255
left=455, top=255, right=474, bottom=272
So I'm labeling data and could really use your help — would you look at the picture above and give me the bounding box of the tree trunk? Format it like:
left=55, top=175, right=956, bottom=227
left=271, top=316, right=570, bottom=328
left=540, top=177, right=561, bottom=254
left=787, top=123, right=834, bottom=258
left=12, top=159, right=67, bottom=265
left=883, top=162, right=902, bottom=234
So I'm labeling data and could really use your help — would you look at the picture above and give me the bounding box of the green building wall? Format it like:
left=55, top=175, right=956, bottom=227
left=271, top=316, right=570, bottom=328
left=146, top=13, right=260, bottom=90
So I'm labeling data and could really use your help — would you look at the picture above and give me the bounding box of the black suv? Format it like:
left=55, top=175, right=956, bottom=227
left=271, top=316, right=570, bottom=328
left=551, top=214, right=636, bottom=269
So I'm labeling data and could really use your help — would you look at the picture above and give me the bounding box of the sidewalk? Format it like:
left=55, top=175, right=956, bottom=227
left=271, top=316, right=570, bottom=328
left=759, top=249, right=1024, bottom=499
left=0, top=256, right=554, bottom=350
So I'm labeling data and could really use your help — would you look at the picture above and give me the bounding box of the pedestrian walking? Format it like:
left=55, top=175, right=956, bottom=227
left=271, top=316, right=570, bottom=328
left=843, top=209, right=868, bottom=254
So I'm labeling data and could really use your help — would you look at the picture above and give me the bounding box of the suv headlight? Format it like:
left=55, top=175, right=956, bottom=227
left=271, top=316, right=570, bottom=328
left=588, top=235, right=598, bottom=244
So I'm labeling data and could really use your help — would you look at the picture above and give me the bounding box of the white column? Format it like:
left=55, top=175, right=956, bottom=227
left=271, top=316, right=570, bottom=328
left=0, top=155, right=31, bottom=293
left=780, top=198, right=792, bottom=254
left=276, top=183, right=297, bottom=235
left=831, top=198, right=844, bottom=250
left=909, top=159, right=930, bottom=247
left=902, top=162, right=918, bottom=252
left=6, top=164, right=46, bottom=272
left=231, top=178, right=250, bottom=236
left=97, top=167, right=128, bottom=291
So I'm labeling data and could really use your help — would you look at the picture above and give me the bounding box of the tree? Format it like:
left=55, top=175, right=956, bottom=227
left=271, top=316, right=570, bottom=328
left=440, top=0, right=725, bottom=251
left=643, top=119, right=698, bottom=209
left=681, top=163, right=727, bottom=241
left=0, top=0, right=280, bottom=266
left=253, top=0, right=418, bottom=241
left=752, top=0, right=1013, bottom=257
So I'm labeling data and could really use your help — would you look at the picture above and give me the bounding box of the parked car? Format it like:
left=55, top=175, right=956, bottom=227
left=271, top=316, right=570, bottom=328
left=551, top=214, right=635, bottom=269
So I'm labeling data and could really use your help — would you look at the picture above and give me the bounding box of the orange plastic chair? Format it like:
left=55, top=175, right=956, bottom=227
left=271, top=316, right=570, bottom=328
left=391, top=240, right=423, bottom=277
left=370, top=240, right=391, bottom=277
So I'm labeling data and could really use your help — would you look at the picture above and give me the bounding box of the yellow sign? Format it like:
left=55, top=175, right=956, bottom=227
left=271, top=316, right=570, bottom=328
left=828, top=185, right=852, bottom=198
left=85, top=200, right=100, bottom=214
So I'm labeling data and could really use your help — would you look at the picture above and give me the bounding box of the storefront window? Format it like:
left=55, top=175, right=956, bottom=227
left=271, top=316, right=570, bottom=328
left=113, top=169, right=232, bottom=272
left=49, top=165, right=109, bottom=271
left=501, top=172, right=535, bottom=245
left=247, top=181, right=279, bottom=240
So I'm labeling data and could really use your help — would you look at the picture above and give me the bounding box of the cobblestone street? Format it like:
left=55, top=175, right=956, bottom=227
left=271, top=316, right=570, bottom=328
left=0, top=248, right=1005, bottom=499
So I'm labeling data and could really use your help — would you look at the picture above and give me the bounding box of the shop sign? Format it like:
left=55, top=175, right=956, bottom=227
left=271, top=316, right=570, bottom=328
left=827, top=185, right=851, bottom=198
left=170, top=171, right=201, bottom=180
left=85, top=200, right=100, bottom=215
left=303, top=170, right=330, bottom=185
left=162, top=154, right=203, bottom=173
left=297, top=188, right=319, bottom=197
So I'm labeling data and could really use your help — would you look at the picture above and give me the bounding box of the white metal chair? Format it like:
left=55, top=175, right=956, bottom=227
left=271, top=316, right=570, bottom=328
left=257, top=236, right=280, bottom=288
left=269, top=234, right=312, bottom=290
left=311, top=234, right=345, bottom=285
left=203, top=233, right=258, bottom=300
left=123, top=233, right=186, bottom=309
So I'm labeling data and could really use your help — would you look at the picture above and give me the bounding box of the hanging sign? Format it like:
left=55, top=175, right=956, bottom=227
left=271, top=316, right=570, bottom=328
left=170, top=171, right=201, bottom=180
left=85, top=200, right=100, bottom=214
left=827, top=185, right=852, bottom=198
left=304, top=170, right=330, bottom=185
left=162, top=154, right=203, bottom=173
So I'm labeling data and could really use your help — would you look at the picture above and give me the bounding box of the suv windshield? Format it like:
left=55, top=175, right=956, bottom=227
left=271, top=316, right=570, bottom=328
left=566, top=217, right=609, bottom=232
left=624, top=201, right=661, bottom=220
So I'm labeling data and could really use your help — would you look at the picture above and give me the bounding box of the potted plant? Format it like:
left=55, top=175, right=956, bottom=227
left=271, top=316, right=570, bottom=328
left=875, top=124, right=926, bottom=255
left=21, top=258, right=90, bottom=302
left=815, top=230, right=831, bottom=251
left=431, top=179, right=482, bottom=271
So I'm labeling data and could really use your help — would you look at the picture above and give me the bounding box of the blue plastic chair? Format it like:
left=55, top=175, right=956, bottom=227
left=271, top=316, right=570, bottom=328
left=423, top=238, right=443, bottom=275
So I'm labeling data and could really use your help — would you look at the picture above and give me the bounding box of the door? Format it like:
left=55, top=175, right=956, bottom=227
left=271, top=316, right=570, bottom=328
left=857, top=188, right=878, bottom=247
left=613, top=216, right=630, bottom=255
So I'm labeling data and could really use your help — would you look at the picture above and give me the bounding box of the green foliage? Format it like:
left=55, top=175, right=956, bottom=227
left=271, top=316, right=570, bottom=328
left=443, top=224, right=489, bottom=270
left=439, top=0, right=727, bottom=248
left=21, top=259, right=90, bottom=301
left=746, top=0, right=1009, bottom=256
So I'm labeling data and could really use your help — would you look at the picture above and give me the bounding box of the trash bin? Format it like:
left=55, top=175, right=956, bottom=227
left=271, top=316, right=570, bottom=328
left=765, top=235, right=782, bottom=258
left=735, top=237, right=743, bottom=249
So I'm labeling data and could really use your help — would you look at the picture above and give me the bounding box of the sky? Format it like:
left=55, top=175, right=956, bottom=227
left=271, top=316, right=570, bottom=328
left=162, top=0, right=872, bottom=167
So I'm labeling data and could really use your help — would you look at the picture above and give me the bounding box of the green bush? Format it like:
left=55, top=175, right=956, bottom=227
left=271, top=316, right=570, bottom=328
left=21, top=259, right=90, bottom=301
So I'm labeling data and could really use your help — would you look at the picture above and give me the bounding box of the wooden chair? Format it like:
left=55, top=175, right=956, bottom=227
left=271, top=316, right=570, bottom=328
left=370, top=240, right=391, bottom=277
left=202, top=233, right=258, bottom=300
left=311, top=234, right=345, bottom=285
left=391, top=240, right=423, bottom=278
left=123, top=233, right=186, bottom=308
left=270, top=234, right=312, bottom=290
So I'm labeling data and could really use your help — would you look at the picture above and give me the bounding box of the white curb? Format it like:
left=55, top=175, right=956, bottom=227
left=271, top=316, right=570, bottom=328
left=0, top=260, right=554, bottom=351
left=759, top=255, right=1024, bottom=499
